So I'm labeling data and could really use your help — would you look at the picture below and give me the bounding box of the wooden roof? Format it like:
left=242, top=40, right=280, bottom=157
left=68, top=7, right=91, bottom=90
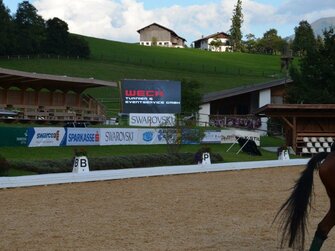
left=193, top=32, right=230, bottom=43
left=254, top=104, right=335, bottom=117
left=202, top=78, right=292, bottom=103
left=137, top=23, right=186, bottom=42
left=0, top=67, right=117, bottom=92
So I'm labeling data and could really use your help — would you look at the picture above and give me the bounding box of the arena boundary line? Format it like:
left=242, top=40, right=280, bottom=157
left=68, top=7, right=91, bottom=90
left=0, top=159, right=309, bottom=189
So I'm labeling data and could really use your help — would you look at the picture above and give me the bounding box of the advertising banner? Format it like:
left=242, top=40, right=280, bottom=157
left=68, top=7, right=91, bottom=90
left=220, top=129, right=260, bottom=146
left=129, top=113, right=176, bottom=127
left=27, top=127, right=66, bottom=147
left=201, top=130, right=222, bottom=144
left=181, top=128, right=200, bottom=144
left=220, top=130, right=237, bottom=144
left=234, top=129, right=261, bottom=146
left=136, top=129, right=167, bottom=145
left=0, top=127, right=28, bottom=146
left=66, top=128, right=100, bottom=146
left=121, top=79, right=181, bottom=113
left=100, top=128, right=138, bottom=145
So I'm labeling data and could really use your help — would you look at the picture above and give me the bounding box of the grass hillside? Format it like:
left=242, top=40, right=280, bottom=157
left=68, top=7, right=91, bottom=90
left=0, top=35, right=287, bottom=115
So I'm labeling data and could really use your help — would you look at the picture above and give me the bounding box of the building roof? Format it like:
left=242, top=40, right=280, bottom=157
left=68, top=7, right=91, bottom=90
left=0, top=67, right=117, bottom=92
left=193, top=32, right=230, bottom=43
left=137, top=22, right=186, bottom=42
left=254, top=104, right=335, bottom=117
left=202, top=78, right=293, bottom=103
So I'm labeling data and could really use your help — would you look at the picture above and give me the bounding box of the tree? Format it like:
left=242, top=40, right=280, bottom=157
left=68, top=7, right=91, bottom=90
left=181, top=79, right=203, bottom=115
left=14, top=1, right=45, bottom=54
left=286, top=28, right=335, bottom=103
left=151, top=36, right=158, bottom=46
left=67, top=34, right=90, bottom=57
left=0, top=0, right=13, bottom=55
left=292, top=20, right=316, bottom=56
left=258, top=28, right=286, bottom=55
left=229, top=0, right=243, bottom=51
left=44, top=17, right=69, bottom=55
left=244, top=33, right=257, bottom=53
left=209, top=38, right=223, bottom=51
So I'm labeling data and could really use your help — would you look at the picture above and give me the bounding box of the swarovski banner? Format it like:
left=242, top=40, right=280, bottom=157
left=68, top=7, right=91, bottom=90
left=100, top=128, right=171, bottom=145
left=121, top=79, right=181, bottom=113
left=129, top=113, right=176, bottom=127
left=27, top=127, right=66, bottom=147
left=100, top=128, right=138, bottom=145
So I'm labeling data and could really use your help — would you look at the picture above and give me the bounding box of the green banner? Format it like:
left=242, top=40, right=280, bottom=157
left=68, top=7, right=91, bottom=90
left=0, top=127, right=28, bottom=146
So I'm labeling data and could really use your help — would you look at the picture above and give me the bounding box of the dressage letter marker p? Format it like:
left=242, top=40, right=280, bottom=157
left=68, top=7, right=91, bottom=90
left=72, top=156, right=90, bottom=173
left=202, top=152, right=211, bottom=165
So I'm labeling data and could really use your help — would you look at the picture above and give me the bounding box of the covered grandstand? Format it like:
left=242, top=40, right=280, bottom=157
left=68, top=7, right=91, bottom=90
left=0, top=67, right=117, bottom=124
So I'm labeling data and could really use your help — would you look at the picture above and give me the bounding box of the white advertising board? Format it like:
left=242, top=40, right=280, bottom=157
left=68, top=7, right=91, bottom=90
left=137, top=129, right=167, bottom=144
left=66, top=128, right=100, bottom=146
left=201, top=130, right=222, bottom=143
left=220, top=129, right=260, bottom=146
left=234, top=129, right=260, bottom=146
left=129, top=113, right=176, bottom=127
left=27, top=127, right=66, bottom=147
left=100, top=128, right=138, bottom=145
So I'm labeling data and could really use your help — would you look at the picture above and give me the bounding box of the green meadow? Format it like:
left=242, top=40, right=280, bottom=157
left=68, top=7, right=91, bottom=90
left=0, top=36, right=292, bottom=176
left=0, top=36, right=287, bottom=115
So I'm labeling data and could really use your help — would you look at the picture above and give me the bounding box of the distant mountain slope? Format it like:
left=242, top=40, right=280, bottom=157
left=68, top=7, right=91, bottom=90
left=287, top=16, right=335, bottom=39
left=311, top=16, right=335, bottom=36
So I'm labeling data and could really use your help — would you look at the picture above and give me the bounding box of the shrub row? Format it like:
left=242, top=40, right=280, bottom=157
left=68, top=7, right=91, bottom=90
left=9, top=152, right=223, bottom=175
left=0, top=154, right=10, bottom=175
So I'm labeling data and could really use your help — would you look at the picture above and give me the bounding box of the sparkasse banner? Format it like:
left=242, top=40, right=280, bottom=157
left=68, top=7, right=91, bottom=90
left=121, top=79, right=181, bottom=113
left=66, top=128, right=100, bottom=146
left=129, top=113, right=176, bottom=127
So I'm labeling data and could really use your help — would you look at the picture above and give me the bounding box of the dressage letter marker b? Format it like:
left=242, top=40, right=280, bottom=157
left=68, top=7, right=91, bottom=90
left=72, top=156, right=90, bottom=173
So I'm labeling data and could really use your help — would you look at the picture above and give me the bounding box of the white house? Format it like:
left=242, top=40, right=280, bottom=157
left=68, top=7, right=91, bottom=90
left=137, top=23, right=186, bottom=48
left=193, top=32, right=232, bottom=52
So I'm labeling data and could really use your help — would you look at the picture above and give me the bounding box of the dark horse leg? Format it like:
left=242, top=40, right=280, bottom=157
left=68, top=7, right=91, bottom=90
left=309, top=156, right=335, bottom=251
left=309, top=198, right=335, bottom=250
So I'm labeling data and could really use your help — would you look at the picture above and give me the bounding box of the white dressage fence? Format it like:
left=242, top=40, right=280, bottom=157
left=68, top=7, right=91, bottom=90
left=0, top=158, right=309, bottom=189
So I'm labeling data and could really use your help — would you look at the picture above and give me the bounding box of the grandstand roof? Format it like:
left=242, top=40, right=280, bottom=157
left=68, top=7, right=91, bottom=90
left=254, top=103, right=335, bottom=117
left=0, top=67, right=117, bottom=92
left=202, top=78, right=292, bottom=103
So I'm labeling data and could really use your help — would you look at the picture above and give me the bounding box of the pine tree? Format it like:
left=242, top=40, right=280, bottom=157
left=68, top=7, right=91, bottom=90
left=229, top=0, right=243, bottom=51
left=287, top=29, right=335, bottom=103
left=292, top=20, right=316, bottom=56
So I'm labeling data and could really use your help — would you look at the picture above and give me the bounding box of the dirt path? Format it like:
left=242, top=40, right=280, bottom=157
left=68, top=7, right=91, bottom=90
left=0, top=166, right=334, bottom=251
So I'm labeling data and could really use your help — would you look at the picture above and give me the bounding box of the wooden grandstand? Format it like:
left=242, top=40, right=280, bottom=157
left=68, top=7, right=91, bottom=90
left=0, top=68, right=117, bottom=124
left=255, top=104, right=335, bottom=155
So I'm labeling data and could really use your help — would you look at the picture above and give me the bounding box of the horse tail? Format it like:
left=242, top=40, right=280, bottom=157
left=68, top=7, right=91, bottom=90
left=275, top=151, right=328, bottom=250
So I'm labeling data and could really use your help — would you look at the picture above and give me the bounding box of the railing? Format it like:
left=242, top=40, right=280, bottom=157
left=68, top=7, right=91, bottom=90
left=209, top=115, right=262, bottom=130
left=1, top=96, right=106, bottom=123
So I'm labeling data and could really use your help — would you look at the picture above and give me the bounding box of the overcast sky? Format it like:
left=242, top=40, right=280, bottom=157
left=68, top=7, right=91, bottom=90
left=3, top=0, right=335, bottom=45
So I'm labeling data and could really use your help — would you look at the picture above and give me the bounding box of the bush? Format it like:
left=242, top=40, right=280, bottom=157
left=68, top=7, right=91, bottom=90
left=9, top=152, right=224, bottom=174
left=0, top=154, right=10, bottom=176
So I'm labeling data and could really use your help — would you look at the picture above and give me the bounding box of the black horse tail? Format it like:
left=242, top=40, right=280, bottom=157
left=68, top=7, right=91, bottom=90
left=274, top=151, right=328, bottom=250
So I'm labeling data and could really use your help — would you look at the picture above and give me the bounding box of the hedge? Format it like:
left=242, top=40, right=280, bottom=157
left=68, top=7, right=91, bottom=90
left=9, top=152, right=223, bottom=174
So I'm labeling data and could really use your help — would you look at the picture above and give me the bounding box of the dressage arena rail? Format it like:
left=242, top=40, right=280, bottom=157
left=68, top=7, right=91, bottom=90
left=0, top=159, right=309, bottom=189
